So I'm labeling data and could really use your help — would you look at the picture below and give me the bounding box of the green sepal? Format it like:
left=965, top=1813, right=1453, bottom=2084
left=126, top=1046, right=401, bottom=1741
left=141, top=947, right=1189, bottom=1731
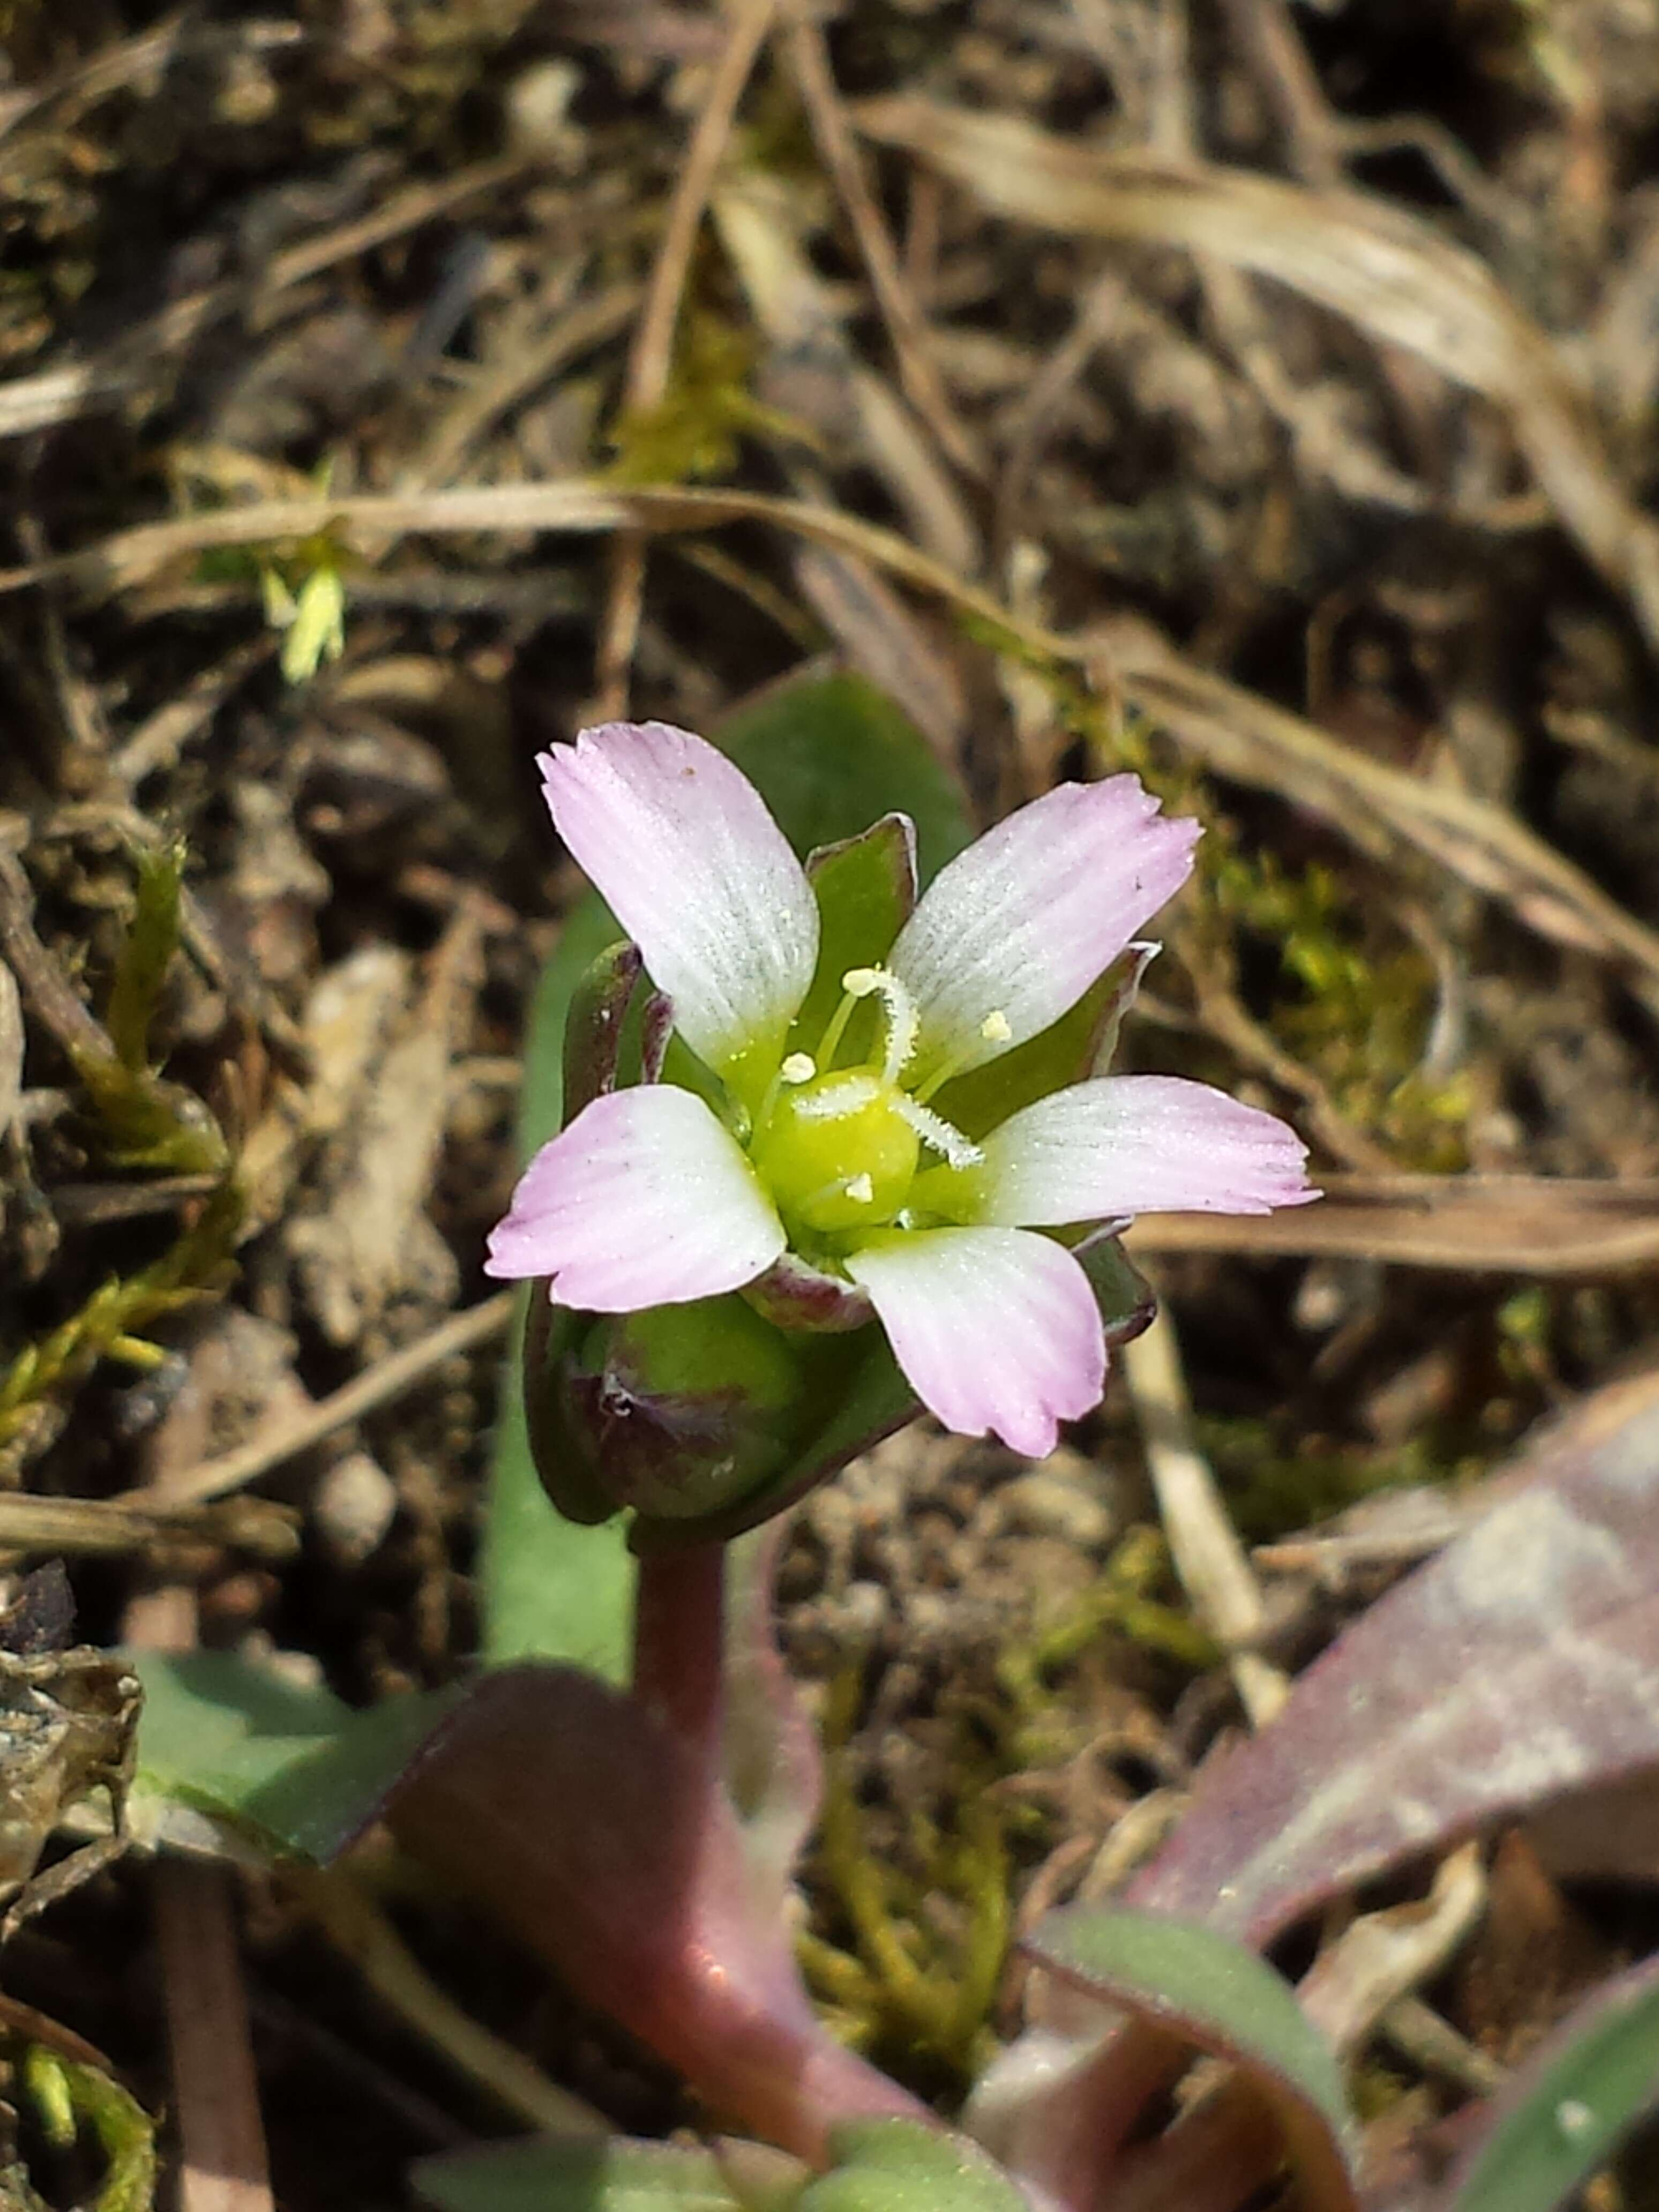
left=562, top=939, right=644, bottom=1122
left=556, top=1295, right=812, bottom=1521
left=521, top=1293, right=618, bottom=1526
left=790, top=813, right=918, bottom=1062
left=934, top=944, right=1157, bottom=1141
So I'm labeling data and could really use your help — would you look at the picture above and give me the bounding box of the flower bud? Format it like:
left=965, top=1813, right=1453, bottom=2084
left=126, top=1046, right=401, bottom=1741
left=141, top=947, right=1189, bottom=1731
left=555, top=1294, right=810, bottom=1523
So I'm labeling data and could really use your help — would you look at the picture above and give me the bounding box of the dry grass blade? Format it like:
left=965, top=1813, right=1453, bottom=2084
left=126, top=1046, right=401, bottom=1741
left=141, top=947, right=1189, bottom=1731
left=1122, top=1308, right=1286, bottom=1729
left=154, top=1860, right=275, bottom=2212
left=0, top=1492, right=295, bottom=1559
left=1099, top=615, right=1659, bottom=1000
left=115, top=1290, right=514, bottom=1509
left=1127, top=1175, right=1659, bottom=1274
left=782, top=22, right=983, bottom=483
left=9, top=480, right=1658, bottom=1009
left=594, top=0, right=776, bottom=714
left=852, top=100, right=1659, bottom=657
left=0, top=957, right=20, bottom=1137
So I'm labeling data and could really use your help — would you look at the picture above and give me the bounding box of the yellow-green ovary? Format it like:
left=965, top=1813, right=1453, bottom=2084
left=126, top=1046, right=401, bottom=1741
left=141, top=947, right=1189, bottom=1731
left=753, top=1074, right=920, bottom=1236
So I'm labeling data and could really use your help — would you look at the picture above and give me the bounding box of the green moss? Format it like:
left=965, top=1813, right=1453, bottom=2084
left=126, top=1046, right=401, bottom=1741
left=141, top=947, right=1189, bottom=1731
left=24, top=2049, right=156, bottom=2212
left=0, top=846, right=241, bottom=1456
left=799, top=1525, right=1225, bottom=2084
left=607, top=313, right=814, bottom=488
left=800, top=1667, right=1010, bottom=2085
left=1197, top=1414, right=1486, bottom=1543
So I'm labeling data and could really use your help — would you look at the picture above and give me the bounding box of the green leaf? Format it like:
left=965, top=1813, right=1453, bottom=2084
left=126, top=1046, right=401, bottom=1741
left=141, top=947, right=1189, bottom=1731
left=413, top=2138, right=761, bottom=2212
left=1440, top=1955, right=1659, bottom=2212
left=130, top=1650, right=463, bottom=1862
left=1024, top=1905, right=1357, bottom=2212
left=482, top=673, right=973, bottom=1658
left=797, top=2122, right=1027, bottom=2212
left=719, top=673, right=970, bottom=887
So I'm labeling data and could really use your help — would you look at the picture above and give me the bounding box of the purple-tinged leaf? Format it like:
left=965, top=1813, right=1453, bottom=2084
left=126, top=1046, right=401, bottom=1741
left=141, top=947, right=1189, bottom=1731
left=1019, top=1907, right=1357, bottom=2212
left=1434, top=1951, right=1659, bottom=2212
left=385, top=1663, right=924, bottom=2165
left=967, top=2018, right=1192, bottom=2212
left=1127, top=1367, right=1659, bottom=1947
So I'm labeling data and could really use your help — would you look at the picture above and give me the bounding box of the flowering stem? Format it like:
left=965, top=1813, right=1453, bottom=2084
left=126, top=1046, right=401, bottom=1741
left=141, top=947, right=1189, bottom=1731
left=626, top=1538, right=932, bottom=2163
left=632, top=1542, right=727, bottom=1768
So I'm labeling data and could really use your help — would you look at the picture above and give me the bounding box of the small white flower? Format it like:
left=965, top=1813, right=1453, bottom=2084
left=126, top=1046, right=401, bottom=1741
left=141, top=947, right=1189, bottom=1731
left=488, top=722, right=1316, bottom=1458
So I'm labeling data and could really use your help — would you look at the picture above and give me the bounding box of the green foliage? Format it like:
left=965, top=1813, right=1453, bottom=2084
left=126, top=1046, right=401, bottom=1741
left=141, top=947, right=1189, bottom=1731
left=71, top=842, right=227, bottom=1177
left=104, top=842, right=184, bottom=1072
left=1441, top=1958, right=1659, bottom=2212
left=998, top=1523, right=1220, bottom=1753
left=181, top=452, right=350, bottom=683
left=130, top=1648, right=465, bottom=1863
left=0, top=1180, right=239, bottom=1457
left=0, top=846, right=239, bottom=1456
left=1198, top=1415, right=1487, bottom=1543
left=1023, top=1904, right=1356, bottom=2206
left=799, top=2124, right=1029, bottom=2212
left=1210, top=849, right=1468, bottom=1167
left=415, top=2137, right=772, bottom=2212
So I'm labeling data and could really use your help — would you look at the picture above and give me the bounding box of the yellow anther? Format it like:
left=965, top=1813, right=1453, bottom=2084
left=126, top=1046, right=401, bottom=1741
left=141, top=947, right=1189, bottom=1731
left=842, top=967, right=882, bottom=997
left=846, top=1173, right=875, bottom=1205
left=780, top=1052, right=817, bottom=1085
left=981, top=1009, right=1012, bottom=1044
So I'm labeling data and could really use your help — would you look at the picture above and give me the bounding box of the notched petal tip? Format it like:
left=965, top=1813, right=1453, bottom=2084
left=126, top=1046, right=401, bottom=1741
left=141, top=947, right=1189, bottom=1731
left=535, top=721, right=819, bottom=1087
left=890, top=774, right=1202, bottom=1089
left=846, top=1227, right=1105, bottom=1460
left=977, top=1074, right=1318, bottom=1228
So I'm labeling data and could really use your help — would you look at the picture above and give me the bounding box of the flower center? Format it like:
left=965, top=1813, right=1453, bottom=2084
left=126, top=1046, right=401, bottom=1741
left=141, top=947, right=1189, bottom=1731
left=752, top=1071, right=920, bottom=1235
left=749, top=966, right=992, bottom=1243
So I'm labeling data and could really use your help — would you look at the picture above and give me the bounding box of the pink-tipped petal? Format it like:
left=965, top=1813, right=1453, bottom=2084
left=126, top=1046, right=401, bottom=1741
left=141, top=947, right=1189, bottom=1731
left=976, top=1075, right=1318, bottom=1226
left=845, top=1227, right=1105, bottom=1459
left=540, top=723, right=819, bottom=1083
left=889, top=776, right=1200, bottom=1089
left=485, top=1085, right=785, bottom=1309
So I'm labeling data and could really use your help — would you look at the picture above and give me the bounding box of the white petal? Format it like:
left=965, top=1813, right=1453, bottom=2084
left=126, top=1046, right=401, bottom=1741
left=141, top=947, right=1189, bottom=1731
left=541, top=722, right=819, bottom=1088
left=975, top=1075, right=1317, bottom=1225
left=845, top=1228, right=1105, bottom=1459
left=485, top=1085, right=785, bottom=1309
left=888, top=776, right=1199, bottom=1089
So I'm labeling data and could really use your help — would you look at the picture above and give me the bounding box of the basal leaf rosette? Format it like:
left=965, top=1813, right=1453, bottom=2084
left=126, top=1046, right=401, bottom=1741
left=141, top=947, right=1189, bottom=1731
left=489, top=721, right=1316, bottom=1543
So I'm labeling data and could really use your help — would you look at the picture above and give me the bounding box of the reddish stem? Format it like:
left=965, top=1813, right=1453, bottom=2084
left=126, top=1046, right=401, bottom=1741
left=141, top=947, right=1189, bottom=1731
left=632, top=1541, right=727, bottom=1761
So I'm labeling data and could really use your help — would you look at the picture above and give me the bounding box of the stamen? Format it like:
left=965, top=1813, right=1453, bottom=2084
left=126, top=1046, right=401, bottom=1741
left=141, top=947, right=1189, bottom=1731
left=845, top=1173, right=875, bottom=1205
left=840, top=965, right=918, bottom=1086
left=894, top=1094, right=983, bottom=1170
left=914, top=1006, right=1012, bottom=1103
left=814, top=988, right=860, bottom=1073
left=780, top=1052, right=817, bottom=1085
